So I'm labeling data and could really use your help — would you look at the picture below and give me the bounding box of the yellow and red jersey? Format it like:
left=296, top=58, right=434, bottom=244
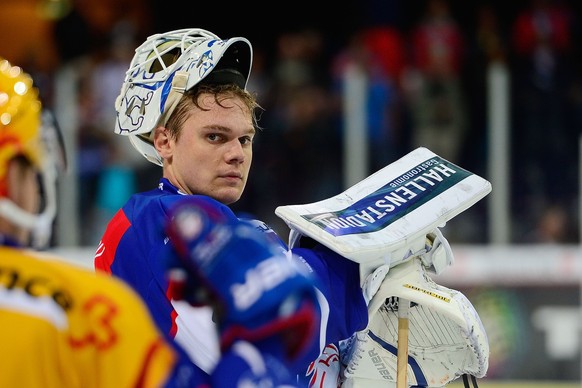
left=0, top=245, right=179, bottom=388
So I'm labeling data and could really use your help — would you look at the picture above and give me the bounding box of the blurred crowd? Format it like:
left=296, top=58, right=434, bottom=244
left=3, top=0, right=581, bottom=246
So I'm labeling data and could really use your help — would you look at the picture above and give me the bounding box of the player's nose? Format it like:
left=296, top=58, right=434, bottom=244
left=224, top=139, right=245, bottom=163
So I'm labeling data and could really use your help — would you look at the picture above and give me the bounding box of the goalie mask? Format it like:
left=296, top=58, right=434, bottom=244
left=114, top=28, right=253, bottom=166
left=0, top=58, right=67, bottom=248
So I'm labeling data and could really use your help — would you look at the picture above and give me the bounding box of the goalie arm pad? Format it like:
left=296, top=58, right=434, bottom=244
left=165, top=197, right=320, bottom=364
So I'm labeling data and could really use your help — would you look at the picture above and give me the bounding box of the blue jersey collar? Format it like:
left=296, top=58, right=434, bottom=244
left=158, top=178, right=188, bottom=195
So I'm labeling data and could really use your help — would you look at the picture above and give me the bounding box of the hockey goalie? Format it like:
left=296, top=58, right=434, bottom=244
left=276, top=147, right=490, bottom=387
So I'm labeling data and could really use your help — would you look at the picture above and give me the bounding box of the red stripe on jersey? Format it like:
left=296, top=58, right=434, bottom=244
left=169, top=305, right=179, bottom=338
left=94, top=209, right=130, bottom=274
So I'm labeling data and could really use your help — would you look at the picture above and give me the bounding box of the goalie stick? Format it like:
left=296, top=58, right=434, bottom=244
left=396, top=298, right=410, bottom=388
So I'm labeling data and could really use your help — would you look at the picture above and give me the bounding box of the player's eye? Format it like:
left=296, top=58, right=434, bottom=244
left=239, top=136, right=253, bottom=146
left=207, top=133, right=222, bottom=142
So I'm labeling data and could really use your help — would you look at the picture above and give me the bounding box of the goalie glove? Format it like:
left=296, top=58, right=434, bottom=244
left=165, top=197, right=320, bottom=361
left=361, top=227, right=453, bottom=305
left=341, top=257, right=489, bottom=387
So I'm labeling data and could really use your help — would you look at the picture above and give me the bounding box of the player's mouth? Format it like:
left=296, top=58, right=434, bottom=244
left=219, top=172, right=243, bottom=183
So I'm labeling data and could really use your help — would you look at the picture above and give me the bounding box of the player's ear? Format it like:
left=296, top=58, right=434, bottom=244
left=153, top=126, right=172, bottom=159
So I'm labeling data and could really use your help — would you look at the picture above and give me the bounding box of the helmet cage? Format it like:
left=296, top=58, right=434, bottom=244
left=0, top=58, right=67, bottom=248
left=114, top=28, right=253, bottom=166
left=0, top=109, right=66, bottom=249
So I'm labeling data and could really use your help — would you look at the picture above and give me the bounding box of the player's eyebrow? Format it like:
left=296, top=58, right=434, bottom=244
left=203, top=125, right=256, bottom=135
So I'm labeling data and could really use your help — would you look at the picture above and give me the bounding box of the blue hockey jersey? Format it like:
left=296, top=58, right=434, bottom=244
left=95, top=177, right=368, bottom=384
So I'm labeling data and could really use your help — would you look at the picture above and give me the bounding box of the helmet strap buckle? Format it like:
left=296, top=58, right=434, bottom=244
left=159, top=71, right=189, bottom=128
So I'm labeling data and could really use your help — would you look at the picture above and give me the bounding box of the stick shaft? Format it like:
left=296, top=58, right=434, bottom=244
left=397, top=299, right=410, bottom=388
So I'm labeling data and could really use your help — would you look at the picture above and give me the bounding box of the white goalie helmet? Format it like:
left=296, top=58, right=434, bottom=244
left=114, top=28, right=253, bottom=166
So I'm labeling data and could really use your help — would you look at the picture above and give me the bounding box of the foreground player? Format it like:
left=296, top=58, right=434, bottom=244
left=0, top=57, right=316, bottom=387
left=95, top=28, right=488, bottom=386
left=94, top=28, right=368, bottom=385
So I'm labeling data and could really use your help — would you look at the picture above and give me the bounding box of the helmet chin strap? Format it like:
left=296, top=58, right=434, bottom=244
left=131, top=71, right=189, bottom=167
left=130, top=70, right=189, bottom=167
left=158, top=70, right=189, bottom=128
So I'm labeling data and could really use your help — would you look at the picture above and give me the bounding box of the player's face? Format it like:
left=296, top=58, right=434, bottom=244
left=0, top=158, right=40, bottom=244
left=162, top=93, right=255, bottom=204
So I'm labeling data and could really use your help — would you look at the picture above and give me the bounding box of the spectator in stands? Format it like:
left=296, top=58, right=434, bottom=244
left=510, top=0, right=578, bottom=241
left=404, top=0, right=467, bottom=164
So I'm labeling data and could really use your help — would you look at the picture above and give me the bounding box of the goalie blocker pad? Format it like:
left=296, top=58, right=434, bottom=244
left=275, top=147, right=491, bottom=280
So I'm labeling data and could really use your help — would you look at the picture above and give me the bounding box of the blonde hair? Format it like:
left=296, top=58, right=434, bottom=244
left=165, top=83, right=262, bottom=139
